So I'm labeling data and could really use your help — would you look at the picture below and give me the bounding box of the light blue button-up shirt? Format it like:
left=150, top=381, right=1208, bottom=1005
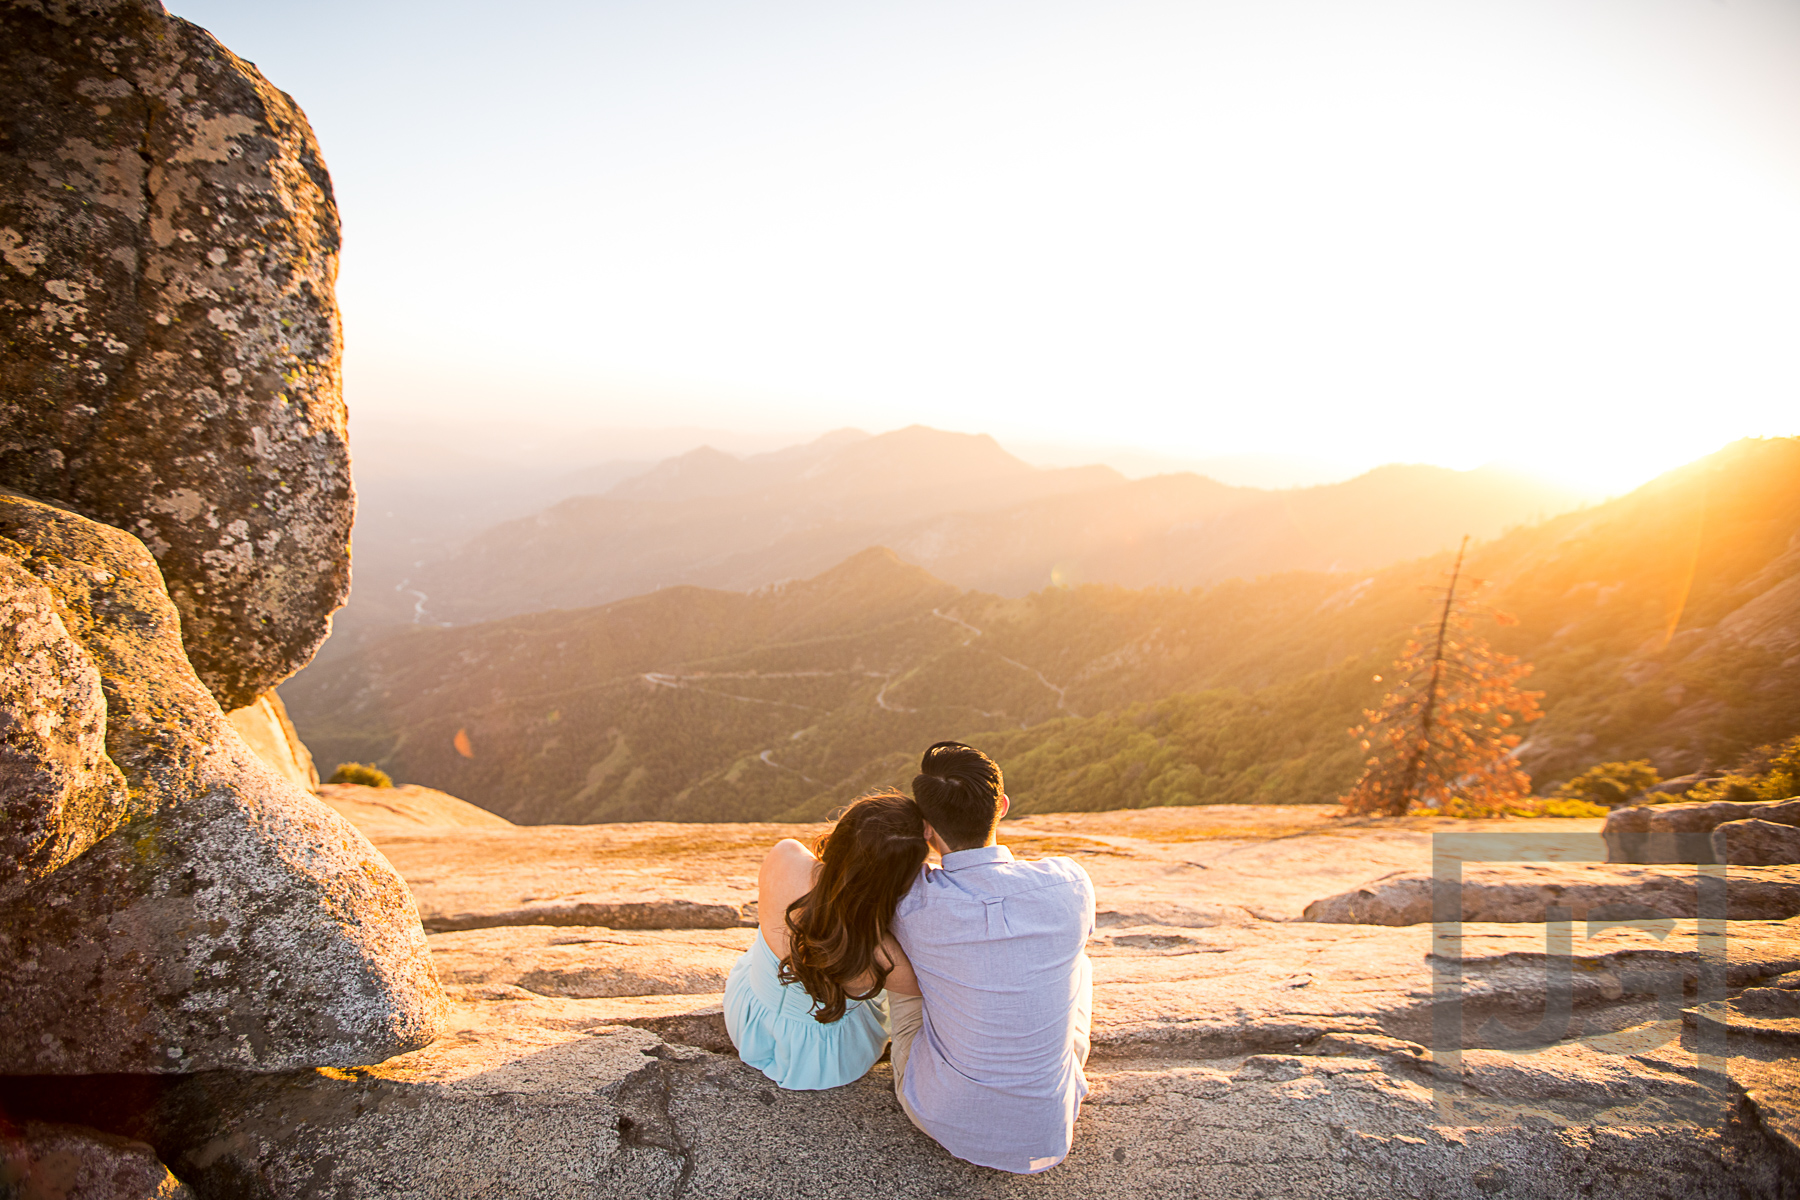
left=891, top=845, right=1095, bottom=1174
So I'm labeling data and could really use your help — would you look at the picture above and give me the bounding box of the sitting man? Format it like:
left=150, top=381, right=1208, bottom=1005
left=888, top=740, right=1096, bottom=1174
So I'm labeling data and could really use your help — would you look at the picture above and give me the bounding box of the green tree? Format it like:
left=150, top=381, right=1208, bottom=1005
left=1343, top=537, right=1544, bottom=818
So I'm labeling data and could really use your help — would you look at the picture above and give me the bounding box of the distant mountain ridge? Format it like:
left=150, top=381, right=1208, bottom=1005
left=285, top=438, right=1800, bottom=826
left=879, top=461, right=1575, bottom=595
left=351, top=425, right=1582, bottom=630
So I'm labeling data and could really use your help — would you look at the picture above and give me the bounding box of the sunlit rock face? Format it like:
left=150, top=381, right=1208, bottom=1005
left=0, top=0, right=351, bottom=711
left=0, top=493, right=444, bottom=1074
left=0, top=542, right=131, bottom=903
left=225, top=690, right=319, bottom=793
left=9, top=803, right=1791, bottom=1199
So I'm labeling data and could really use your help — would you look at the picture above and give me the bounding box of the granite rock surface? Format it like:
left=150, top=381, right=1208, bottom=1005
left=0, top=0, right=352, bottom=709
left=317, top=781, right=516, bottom=833
left=1714, top=819, right=1800, bottom=867
left=0, top=1120, right=194, bottom=1200
left=0, top=492, right=444, bottom=1074
left=0, top=545, right=129, bottom=902
left=430, top=926, right=748, bottom=999
left=15, top=984, right=1796, bottom=1200
left=1302, top=862, right=1800, bottom=926
left=1605, top=797, right=1800, bottom=864
left=9, top=797, right=1799, bottom=1196
left=224, top=691, right=317, bottom=793
left=220, top=801, right=1790, bottom=1198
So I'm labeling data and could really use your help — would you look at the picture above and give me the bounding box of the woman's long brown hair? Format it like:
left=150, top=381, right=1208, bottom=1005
left=779, top=789, right=927, bottom=1023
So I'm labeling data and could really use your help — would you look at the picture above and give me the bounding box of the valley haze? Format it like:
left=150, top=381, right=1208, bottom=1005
left=288, top=432, right=1799, bottom=829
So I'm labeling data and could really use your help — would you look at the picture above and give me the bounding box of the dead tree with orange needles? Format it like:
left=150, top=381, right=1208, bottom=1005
left=1342, top=537, right=1545, bottom=818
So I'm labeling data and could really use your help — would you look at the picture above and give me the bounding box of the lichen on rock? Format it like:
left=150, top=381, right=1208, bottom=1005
left=0, top=0, right=352, bottom=710
left=0, top=491, right=444, bottom=1074
left=0, top=545, right=130, bottom=902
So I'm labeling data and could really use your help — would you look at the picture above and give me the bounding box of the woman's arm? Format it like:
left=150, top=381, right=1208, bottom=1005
left=756, top=838, right=818, bottom=962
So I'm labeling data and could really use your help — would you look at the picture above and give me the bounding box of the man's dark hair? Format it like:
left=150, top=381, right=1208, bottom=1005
left=912, top=741, right=1005, bottom=851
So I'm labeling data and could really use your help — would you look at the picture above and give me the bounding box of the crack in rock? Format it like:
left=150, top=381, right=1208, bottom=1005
left=609, top=1053, right=696, bottom=1199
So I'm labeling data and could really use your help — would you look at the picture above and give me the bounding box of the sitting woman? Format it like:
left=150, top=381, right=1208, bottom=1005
left=724, top=789, right=927, bottom=1090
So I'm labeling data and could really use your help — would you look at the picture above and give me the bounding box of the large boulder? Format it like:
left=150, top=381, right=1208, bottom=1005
left=1604, top=797, right=1800, bottom=863
left=0, top=1121, right=193, bottom=1199
left=0, top=0, right=352, bottom=710
left=0, top=492, right=444, bottom=1073
left=1301, top=862, right=1800, bottom=925
left=1714, top=819, right=1800, bottom=867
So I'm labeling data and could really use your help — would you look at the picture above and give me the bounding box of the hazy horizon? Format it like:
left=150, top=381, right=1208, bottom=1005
left=174, top=0, right=1800, bottom=496
left=347, top=413, right=1619, bottom=496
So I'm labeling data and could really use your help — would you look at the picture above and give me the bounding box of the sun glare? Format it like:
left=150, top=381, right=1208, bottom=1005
left=175, top=0, right=1800, bottom=481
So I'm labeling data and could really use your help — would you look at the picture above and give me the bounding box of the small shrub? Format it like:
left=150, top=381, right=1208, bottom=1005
left=1550, top=760, right=1660, bottom=808
left=1535, top=797, right=1610, bottom=818
left=1685, top=775, right=1761, bottom=803
left=1748, top=734, right=1800, bottom=800
left=328, top=762, right=393, bottom=788
left=1411, top=796, right=1607, bottom=819
left=1685, top=735, right=1800, bottom=804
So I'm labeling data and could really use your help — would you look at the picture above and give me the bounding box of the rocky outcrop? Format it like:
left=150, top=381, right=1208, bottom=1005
left=0, top=1120, right=194, bottom=1199
left=1686, top=973, right=1800, bottom=1050
left=0, top=548, right=130, bottom=903
left=1715, top=819, right=1800, bottom=867
left=1605, top=797, right=1800, bottom=863
left=1301, top=861, right=1800, bottom=926
left=224, top=690, right=317, bottom=792
left=11, top=967, right=1798, bottom=1199
left=0, top=0, right=352, bottom=710
left=426, top=898, right=752, bottom=934
left=1645, top=771, right=1725, bottom=799
left=316, top=782, right=515, bottom=832
left=431, top=913, right=1800, bottom=1065
left=0, top=492, right=444, bottom=1074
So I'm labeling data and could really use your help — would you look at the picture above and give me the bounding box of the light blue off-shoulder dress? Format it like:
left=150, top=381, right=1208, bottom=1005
left=723, top=930, right=890, bottom=1090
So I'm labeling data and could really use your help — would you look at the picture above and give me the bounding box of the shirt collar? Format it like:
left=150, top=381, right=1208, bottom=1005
left=940, top=844, right=1015, bottom=871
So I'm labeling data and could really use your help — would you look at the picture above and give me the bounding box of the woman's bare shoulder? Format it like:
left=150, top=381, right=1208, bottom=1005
left=758, top=839, right=818, bottom=903
left=758, top=839, right=818, bottom=960
left=761, top=838, right=815, bottom=875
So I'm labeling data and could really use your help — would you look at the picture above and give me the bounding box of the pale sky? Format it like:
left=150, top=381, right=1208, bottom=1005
left=172, top=0, right=1800, bottom=493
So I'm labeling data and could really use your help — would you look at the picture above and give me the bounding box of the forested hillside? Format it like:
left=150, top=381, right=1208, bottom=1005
left=286, top=438, right=1800, bottom=824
